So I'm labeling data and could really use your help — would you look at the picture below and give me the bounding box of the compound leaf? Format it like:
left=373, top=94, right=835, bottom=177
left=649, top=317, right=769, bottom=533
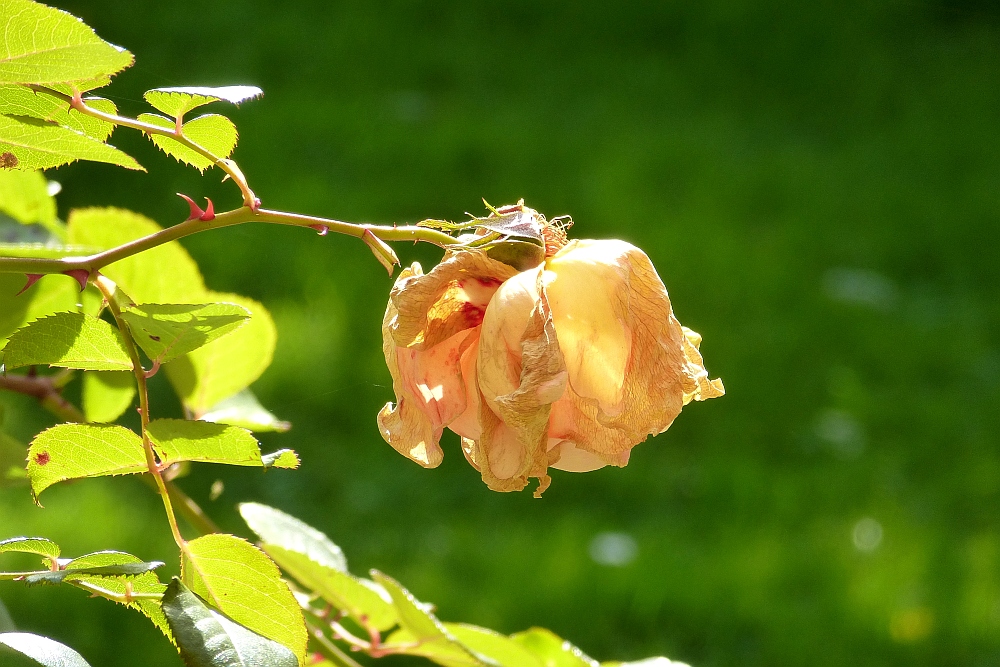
left=3, top=312, right=132, bottom=371
left=66, top=207, right=206, bottom=304
left=165, top=293, right=276, bottom=416
left=0, top=114, right=141, bottom=171
left=122, top=302, right=249, bottom=365
left=82, top=370, right=135, bottom=423
left=162, top=577, right=297, bottom=667
left=0, top=0, right=133, bottom=85
left=262, top=545, right=397, bottom=632
left=143, top=86, right=262, bottom=118
left=137, top=112, right=237, bottom=172
left=239, top=503, right=347, bottom=572
left=181, top=534, right=306, bottom=663
left=200, top=390, right=290, bottom=433
left=0, top=632, right=91, bottom=667
left=26, top=424, right=146, bottom=499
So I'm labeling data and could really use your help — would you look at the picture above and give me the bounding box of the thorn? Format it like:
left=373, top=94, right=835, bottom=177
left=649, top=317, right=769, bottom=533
left=143, top=360, right=161, bottom=379
left=309, top=224, right=329, bottom=236
left=16, top=274, right=43, bottom=296
left=177, top=193, right=205, bottom=220
left=62, top=269, right=89, bottom=292
left=199, top=198, right=215, bottom=221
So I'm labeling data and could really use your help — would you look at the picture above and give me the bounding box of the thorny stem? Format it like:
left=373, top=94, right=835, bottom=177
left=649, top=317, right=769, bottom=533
left=93, top=275, right=185, bottom=551
left=0, top=206, right=461, bottom=275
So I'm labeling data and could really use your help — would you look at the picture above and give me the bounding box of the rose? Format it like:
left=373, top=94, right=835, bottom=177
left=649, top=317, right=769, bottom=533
left=378, top=223, right=723, bottom=496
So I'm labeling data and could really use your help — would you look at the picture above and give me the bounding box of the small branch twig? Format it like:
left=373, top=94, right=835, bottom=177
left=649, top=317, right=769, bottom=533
left=0, top=373, right=85, bottom=423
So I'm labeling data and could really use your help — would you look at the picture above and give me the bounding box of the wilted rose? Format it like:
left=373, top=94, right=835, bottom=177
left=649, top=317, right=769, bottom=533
left=378, top=212, right=723, bottom=495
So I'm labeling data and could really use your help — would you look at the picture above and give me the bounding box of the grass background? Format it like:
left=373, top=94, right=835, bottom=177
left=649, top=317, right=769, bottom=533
left=3, top=0, right=1000, bottom=665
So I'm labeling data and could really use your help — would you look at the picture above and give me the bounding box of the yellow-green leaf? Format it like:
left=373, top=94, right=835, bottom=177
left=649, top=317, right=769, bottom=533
left=0, top=536, right=59, bottom=560
left=122, top=302, right=249, bottom=365
left=3, top=312, right=133, bottom=371
left=26, top=424, right=146, bottom=499
left=511, top=628, right=598, bottom=667
left=0, top=85, right=117, bottom=141
left=143, top=86, right=262, bottom=118
left=181, top=534, right=307, bottom=664
left=0, top=114, right=141, bottom=171
left=446, top=625, right=544, bottom=667
left=199, top=389, right=290, bottom=433
left=146, top=418, right=263, bottom=468
left=239, top=503, right=347, bottom=572
left=137, top=112, right=238, bottom=172
left=0, top=0, right=133, bottom=85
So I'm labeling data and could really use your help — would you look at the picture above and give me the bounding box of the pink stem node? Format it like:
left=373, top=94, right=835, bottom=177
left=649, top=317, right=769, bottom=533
left=309, top=224, right=329, bottom=236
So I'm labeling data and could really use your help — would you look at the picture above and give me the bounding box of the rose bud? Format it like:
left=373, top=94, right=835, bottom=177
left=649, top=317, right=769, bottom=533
left=378, top=213, right=723, bottom=496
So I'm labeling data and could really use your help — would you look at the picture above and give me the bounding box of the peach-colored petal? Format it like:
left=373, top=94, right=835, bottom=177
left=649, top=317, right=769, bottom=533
left=469, top=269, right=567, bottom=494
left=387, top=252, right=517, bottom=351
left=543, top=239, right=724, bottom=467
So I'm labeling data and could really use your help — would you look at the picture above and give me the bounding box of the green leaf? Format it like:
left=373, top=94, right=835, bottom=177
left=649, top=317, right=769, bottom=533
left=2, top=312, right=133, bottom=371
left=373, top=571, right=493, bottom=666
left=82, top=370, right=135, bottom=423
left=122, top=302, right=249, bottom=365
left=238, top=503, right=347, bottom=572
left=0, top=632, right=91, bottom=667
left=137, top=113, right=238, bottom=172
left=511, top=629, right=598, bottom=667
left=146, top=419, right=264, bottom=468
left=0, top=114, right=142, bottom=171
left=162, top=577, right=297, bottom=667
left=0, top=170, right=55, bottom=226
left=66, top=207, right=207, bottom=304
left=446, top=625, right=544, bottom=667
left=143, top=86, right=263, bottom=118
left=182, top=534, right=307, bottom=663
left=60, top=551, right=170, bottom=640
left=26, top=424, right=146, bottom=499
left=166, top=293, right=276, bottom=416
left=0, top=273, right=79, bottom=352
left=0, top=0, right=133, bottom=85
left=260, top=449, right=299, bottom=469
left=0, top=431, right=28, bottom=488
left=261, top=545, right=397, bottom=632
left=0, top=86, right=118, bottom=141
left=25, top=560, right=162, bottom=585
left=200, top=390, right=290, bottom=433
left=0, top=537, right=59, bottom=560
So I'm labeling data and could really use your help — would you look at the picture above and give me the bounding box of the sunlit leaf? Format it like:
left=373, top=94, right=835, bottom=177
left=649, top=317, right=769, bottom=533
left=0, top=115, right=141, bottom=171
left=137, top=113, right=238, bottom=172
left=511, top=628, right=598, bottom=667
left=66, top=207, right=207, bottom=304
left=261, top=450, right=299, bottom=469
left=58, top=551, right=170, bottom=640
left=0, top=86, right=117, bottom=141
left=239, top=503, right=347, bottom=572
left=0, top=537, right=59, bottom=560
left=3, top=312, right=132, bottom=371
left=162, top=577, right=297, bottom=667
left=0, top=170, right=55, bottom=226
left=82, top=370, right=135, bottom=423
left=143, top=86, right=262, bottom=118
left=261, top=545, right=397, bottom=632
left=122, top=302, right=249, bottom=365
left=446, top=625, right=543, bottom=667
left=166, top=293, right=276, bottom=416
left=601, top=659, right=691, bottom=667
left=0, top=273, right=79, bottom=354
left=0, top=632, right=91, bottom=667
left=146, top=419, right=263, bottom=468
left=200, top=389, right=290, bottom=433
left=0, top=0, right=133, bottom=85
left=373, top=571, right=492, bottom=665
left=26, top=424, right=146, bottom=499
left=182, top=534, right=307, bottom=663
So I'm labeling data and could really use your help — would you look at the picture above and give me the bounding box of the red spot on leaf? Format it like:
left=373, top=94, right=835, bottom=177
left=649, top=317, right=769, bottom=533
left=34, top=452, right=50, bottom=466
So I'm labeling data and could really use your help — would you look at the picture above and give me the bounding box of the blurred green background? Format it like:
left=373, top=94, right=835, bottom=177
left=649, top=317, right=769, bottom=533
left=3, top=0, right=1000, bottom=665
